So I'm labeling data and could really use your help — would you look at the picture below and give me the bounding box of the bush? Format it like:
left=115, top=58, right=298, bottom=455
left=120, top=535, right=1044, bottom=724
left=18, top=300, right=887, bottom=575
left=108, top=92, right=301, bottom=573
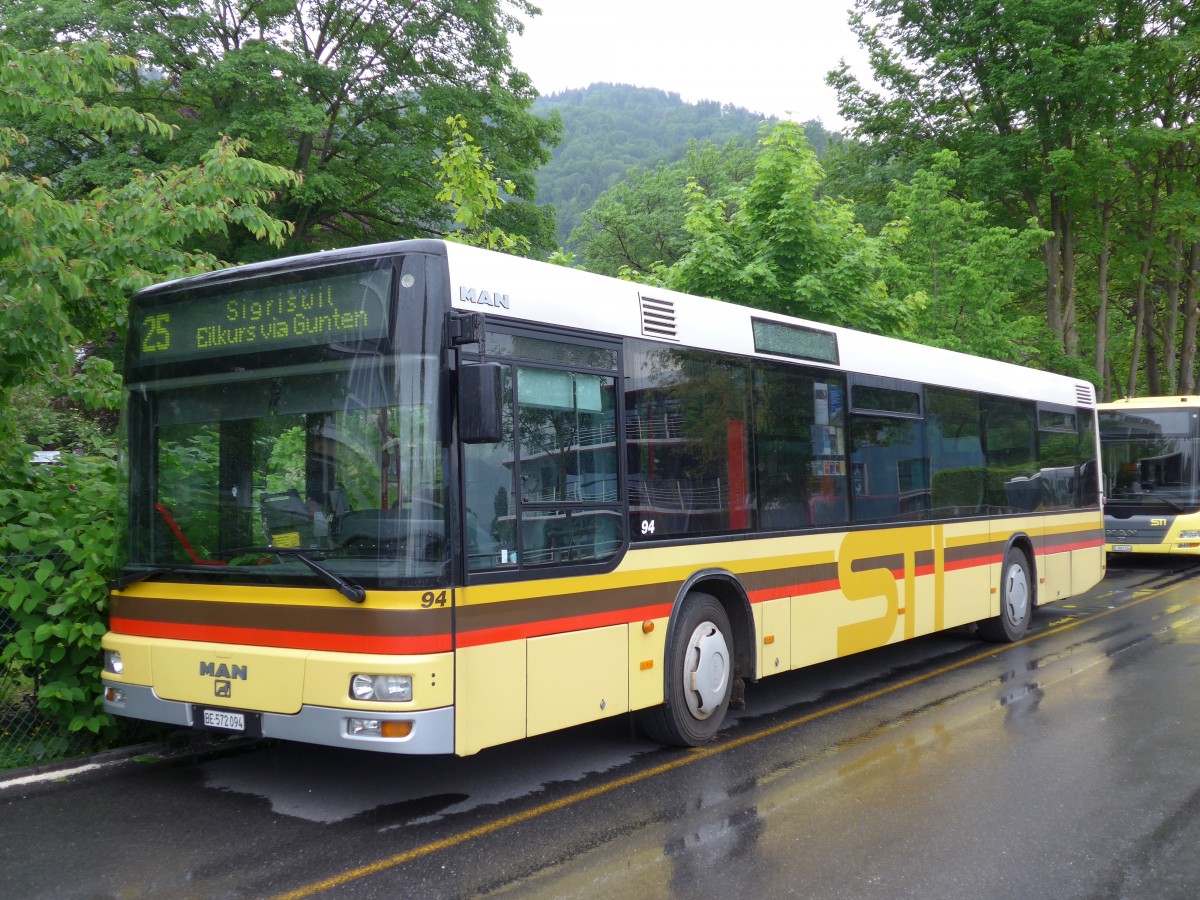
left=0, top=447, right=120, bottom=740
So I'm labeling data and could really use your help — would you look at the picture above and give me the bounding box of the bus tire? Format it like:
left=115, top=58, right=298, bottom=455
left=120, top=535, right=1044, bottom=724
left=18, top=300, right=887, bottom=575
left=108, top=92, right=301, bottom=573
left=977, top=547, right=1033, bottom=643
left=639, top=592, right=734, bottom=747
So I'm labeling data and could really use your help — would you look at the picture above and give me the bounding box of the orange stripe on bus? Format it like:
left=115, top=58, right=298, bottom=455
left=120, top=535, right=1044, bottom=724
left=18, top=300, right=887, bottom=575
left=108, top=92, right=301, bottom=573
left=454, top=602, right=674, bottom=647
left=109, top=618, right=451, bottom=654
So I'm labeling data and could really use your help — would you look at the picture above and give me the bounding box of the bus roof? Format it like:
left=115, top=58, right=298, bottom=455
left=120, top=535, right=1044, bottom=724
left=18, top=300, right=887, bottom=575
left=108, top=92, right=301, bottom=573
left=441, top=241, right=1095, bottom=410
left=1099, top=396, right=1200, bottom=410
left=133, top=239, right=1096, bottom=411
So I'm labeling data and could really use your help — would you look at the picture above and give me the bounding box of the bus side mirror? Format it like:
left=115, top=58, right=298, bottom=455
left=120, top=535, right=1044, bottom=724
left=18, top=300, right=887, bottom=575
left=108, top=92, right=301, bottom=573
left=459, top=363, right=503, bottom=444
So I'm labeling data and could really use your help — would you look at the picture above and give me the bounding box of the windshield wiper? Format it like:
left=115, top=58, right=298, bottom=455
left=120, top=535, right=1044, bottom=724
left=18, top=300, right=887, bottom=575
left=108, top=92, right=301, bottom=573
left=1107, top=493, right=1187, bottom=512
left=111, top=564, right=205, bottom=591
left=221, top=546, right=367, bottom=603
left=112, top=549, right=364, bottom=607
left=111, top=548, right=367, bottom=603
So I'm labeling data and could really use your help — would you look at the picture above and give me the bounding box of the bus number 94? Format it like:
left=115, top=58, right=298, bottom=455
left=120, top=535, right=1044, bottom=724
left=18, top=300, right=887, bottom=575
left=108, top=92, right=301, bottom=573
left=640, top=519, right=656, bottom=536
left=420, top=591, right=448, bottom=608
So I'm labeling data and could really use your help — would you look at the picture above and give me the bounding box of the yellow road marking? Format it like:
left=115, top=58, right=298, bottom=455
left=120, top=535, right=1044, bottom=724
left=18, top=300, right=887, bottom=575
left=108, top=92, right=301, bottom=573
left=273, top=584, right=1187, bottom=899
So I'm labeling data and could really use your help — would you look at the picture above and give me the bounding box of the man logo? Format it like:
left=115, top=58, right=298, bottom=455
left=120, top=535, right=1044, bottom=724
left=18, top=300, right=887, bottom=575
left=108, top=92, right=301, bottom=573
left=459, top=286, right=511, bottom=309
left=214, top=680, right=232, bottom=698
left=199, top=661, right=247, bottom=680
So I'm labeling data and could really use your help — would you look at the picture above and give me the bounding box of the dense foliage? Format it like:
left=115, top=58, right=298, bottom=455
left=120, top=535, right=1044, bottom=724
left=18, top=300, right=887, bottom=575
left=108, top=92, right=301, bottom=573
left=1, top=450, right=120, bottom=746
left=653, top=121, right=920, bottom=337
left=830, top=0, right=1200, bottom=397
left=0, top=12, right=548, bottom=751
left=570, top=138, right=759, bottom=277
left=0, top=0, right=561, bottom=261
left=0, top=39, right=299, bottom=745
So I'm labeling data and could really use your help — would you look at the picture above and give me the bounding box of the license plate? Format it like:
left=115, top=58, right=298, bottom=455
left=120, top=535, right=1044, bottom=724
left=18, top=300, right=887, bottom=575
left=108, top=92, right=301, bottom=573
left=202, top=709, right=245, bottom=731
left=1111, top=544, right=1133, bottom=552
left=195, top=707, right=261, bottom=737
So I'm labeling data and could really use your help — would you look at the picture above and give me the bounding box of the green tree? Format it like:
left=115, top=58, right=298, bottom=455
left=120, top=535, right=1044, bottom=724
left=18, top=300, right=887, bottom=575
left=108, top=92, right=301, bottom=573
left=831, top=0, right=1200, bottom=394
left=433, top=114, right=530, bottom=254
left=884, top=151, right=1049, bottom=363
left=0, top=39, right=297, bottom=746
left=832, top=0, right=1131, bottom=357
left=660, top=122, right=918, bottom=337
left=1, top=0, right=561, bottom=260
left=0, top=40, right=298, bottom=404
left=571, top=138, right=757, bottom=278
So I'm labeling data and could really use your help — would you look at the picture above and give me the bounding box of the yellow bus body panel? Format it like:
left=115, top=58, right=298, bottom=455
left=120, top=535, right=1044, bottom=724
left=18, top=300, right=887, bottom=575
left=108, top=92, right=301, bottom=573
left=527, top=624, right=628, bottom=737
left=151, top=639, right=306, bottom=713
left=103, top=633, right=454, bottom=714
left=105, top=510, right=1102, bottom=756
left=759, top=597, right=791, bottom=676
left=628, top=616, right=668, bottom=711
left=455, top=639, right=527, bottom=756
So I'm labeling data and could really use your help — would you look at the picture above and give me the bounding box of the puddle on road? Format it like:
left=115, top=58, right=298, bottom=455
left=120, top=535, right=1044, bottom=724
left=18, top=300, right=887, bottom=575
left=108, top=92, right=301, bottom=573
left=199, top=726, right=651, bottom=825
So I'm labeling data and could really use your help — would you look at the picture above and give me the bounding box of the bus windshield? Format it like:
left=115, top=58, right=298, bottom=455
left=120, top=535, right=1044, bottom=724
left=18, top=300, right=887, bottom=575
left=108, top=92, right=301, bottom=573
left=1099, top=408, right=1200, bottom=508
left=121, top=256, right=449, bottom=589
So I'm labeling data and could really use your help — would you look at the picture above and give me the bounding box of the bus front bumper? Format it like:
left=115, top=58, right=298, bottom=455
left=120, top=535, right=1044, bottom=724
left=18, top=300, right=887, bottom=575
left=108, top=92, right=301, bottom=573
left=102, top=682, right=455, bottom=755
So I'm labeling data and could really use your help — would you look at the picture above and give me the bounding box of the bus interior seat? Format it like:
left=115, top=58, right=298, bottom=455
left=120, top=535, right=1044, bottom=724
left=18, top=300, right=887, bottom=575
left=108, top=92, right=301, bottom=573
left=327, top=487, right=350, bottom=518
left=592, top=514, right=622, bottom=560
left=261, top=490, right=315, bottom=547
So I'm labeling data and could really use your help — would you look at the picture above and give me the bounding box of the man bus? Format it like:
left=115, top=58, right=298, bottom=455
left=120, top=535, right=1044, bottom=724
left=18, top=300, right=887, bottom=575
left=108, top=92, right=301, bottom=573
left=102, top=240, right=1105, bottom=755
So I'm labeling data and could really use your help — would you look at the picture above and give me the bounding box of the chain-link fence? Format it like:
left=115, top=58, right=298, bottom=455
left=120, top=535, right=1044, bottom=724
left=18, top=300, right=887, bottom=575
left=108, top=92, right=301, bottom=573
left=1, top=552, right=99, bottom=770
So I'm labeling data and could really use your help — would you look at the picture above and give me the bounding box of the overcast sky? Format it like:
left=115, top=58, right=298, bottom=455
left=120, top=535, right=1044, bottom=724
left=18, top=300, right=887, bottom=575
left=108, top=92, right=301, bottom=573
left=509, top=0, right=872, bottom=129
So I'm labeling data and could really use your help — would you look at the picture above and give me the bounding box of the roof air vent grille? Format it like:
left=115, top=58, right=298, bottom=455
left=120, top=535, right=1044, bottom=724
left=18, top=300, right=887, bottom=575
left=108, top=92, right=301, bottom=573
left=640, top=295, right=677, bottom=341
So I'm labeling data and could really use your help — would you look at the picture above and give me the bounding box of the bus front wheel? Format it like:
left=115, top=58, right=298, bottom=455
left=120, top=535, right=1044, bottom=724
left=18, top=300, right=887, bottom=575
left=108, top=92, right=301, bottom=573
left=977, top=547, right=1033, bottom=643
left=639, top=592, right=733, bottom=747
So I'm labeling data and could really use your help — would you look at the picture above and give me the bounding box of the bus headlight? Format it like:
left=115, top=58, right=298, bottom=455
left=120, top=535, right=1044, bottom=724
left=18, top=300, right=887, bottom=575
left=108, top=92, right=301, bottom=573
left=104, top=650, right=123, bottom=675
left=350, top=674, right=412, bottom=702
left=1180, top=531, right=1200, bottom=539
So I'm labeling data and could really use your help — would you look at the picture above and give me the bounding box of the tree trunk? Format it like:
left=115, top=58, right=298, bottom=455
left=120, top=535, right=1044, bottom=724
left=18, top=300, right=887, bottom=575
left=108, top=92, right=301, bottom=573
left=1144, top=288, right=1162, bottom=396
left=1128, top=188, right=1162, bottom=397
left=1094, top=203, right=1112, bottom=395
left=1061, top=211, right=1078, bottom=357
left=1163, top=232, right=1182, bottom=394
left=1181, top=242, right=1200, bottom=394
left=1043, top=202, right=1063, bottom=346
left=1128, top=293, right=1144, bottom=399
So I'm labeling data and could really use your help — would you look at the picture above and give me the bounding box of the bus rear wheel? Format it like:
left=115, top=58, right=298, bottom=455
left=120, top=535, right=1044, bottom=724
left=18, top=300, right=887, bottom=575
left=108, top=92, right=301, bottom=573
left=639, top=592, right=734, bottom=747
left=977, top=547, right=1033, bottom=643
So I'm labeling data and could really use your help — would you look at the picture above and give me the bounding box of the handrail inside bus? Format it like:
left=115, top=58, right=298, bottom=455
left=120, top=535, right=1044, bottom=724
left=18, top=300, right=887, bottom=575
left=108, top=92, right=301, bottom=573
left=154, top=503, right=228, bottom=567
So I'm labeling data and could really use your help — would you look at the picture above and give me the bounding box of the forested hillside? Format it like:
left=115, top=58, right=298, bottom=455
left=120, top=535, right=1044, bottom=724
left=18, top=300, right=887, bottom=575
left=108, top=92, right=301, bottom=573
left=532, top=83, right=835, bottom=247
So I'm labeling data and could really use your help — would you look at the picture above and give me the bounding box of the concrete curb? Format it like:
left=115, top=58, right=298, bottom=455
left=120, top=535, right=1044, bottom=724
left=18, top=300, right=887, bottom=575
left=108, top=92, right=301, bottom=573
left=0, top=731, right=265, bottom=791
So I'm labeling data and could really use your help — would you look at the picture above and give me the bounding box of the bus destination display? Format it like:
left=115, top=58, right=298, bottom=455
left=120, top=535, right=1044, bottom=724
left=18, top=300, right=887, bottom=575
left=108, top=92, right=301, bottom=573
left=134, top=269, right=390, bottom=364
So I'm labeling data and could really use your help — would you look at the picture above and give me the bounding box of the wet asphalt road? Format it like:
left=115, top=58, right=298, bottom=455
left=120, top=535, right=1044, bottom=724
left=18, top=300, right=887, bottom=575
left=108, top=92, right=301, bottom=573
left=4, top=556, right=1200, bottom=899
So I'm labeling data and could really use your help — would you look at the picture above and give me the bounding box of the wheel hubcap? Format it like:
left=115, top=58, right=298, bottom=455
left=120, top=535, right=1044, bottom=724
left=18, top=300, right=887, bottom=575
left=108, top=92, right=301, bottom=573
left=683, top=620, right=730, bottom=720
left=1004, top=562, right=1030, bottom=624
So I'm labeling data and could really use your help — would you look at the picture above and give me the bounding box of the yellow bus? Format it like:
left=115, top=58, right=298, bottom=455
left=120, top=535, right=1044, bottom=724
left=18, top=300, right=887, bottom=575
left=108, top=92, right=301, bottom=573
left=102, top=240, right=1105, bottom=754
left=1099, top=396, right=1200, bottom=554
